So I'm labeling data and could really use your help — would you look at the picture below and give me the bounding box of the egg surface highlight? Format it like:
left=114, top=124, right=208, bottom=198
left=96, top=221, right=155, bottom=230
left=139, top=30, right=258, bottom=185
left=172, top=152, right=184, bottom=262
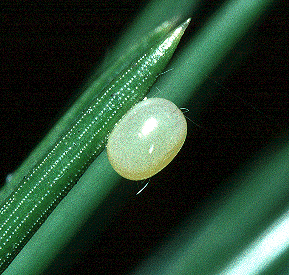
left=107, top=98, right=187, bottom=180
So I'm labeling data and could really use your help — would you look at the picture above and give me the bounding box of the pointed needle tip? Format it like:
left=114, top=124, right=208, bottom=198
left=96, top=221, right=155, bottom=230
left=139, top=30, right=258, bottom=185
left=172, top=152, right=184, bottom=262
left=178, top=18, right=191, bottom=32
left=184, top=18, right=191, bottom=27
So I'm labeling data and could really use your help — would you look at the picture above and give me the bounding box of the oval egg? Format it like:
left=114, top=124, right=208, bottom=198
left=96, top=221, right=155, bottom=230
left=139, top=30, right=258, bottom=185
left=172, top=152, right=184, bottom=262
left=106, top=98, right=187, bottom=181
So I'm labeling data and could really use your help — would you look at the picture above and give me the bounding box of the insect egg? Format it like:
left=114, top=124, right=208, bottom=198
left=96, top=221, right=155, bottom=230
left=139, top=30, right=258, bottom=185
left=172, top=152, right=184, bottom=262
left=106, top=98, right=187, bottom=180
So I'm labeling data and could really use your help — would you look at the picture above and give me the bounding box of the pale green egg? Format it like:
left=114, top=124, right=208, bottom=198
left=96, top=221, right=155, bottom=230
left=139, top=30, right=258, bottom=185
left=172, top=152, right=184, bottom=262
left=107, top=98, right=187, bottom=180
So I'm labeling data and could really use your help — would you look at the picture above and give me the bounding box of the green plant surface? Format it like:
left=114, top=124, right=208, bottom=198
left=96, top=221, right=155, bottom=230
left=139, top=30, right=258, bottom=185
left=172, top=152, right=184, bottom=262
left=131, top=136, right=289, bottom=275
left=2, top=0, right=287, bottom=274
left=0, top=17, right=190, bottom=273
left=0, top=18, right=179, bottom=203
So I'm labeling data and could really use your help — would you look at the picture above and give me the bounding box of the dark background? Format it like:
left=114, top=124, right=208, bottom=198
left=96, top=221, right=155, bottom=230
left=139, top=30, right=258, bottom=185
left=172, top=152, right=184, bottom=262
left=1, top=1, right=288, bottom=274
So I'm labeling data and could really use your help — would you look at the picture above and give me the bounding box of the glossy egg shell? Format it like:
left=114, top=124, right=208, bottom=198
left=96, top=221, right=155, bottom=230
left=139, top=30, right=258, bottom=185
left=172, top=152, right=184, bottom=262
left=107, top=98, right=187, bottom=180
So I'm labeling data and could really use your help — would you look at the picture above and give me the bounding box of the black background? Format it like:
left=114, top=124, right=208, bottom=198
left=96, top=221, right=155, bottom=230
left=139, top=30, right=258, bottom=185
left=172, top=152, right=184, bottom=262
left=1, top=1, right=288, bottom=274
